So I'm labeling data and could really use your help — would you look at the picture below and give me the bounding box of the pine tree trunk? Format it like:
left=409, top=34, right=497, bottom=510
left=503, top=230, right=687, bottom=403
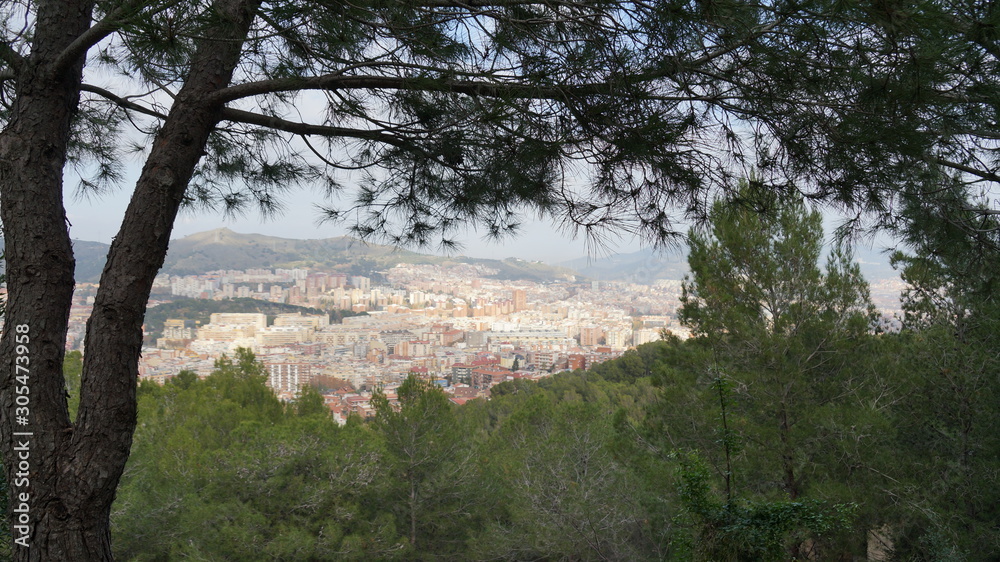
left=410, top=479, right=418, bottom=547
left=0, top=1, right=102, bottom=559
left=779, top=400, right=799, bottom=500
left=0, top=1, right=257, bottom=559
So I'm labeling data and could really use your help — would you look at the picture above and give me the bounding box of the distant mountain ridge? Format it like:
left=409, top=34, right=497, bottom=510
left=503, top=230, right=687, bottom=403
left=162, top=228, right=418, bottom=275
left=561, top=243, right=900, bottom=282
left=8, top=228, right=899, bottom=284
left=560, top=247, right=689, bottom=283
left=0, top=238, right=113, bottom=284
left=72, top=240, right=113, bottom=283
left=65, top=228, right=579, bottom=283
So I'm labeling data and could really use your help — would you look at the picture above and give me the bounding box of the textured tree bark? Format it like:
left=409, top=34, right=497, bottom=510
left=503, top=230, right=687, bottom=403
left=0, top=0, right=258, bottom=559
left=779, top=399, right=799, bottom=501
left=0, top=0, right=97, bottom=559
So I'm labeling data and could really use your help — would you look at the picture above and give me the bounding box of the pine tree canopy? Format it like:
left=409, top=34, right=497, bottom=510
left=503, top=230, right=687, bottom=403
left=3, top=0, right=999, bottom=247
left=4, top=3, right=1000, bottom=558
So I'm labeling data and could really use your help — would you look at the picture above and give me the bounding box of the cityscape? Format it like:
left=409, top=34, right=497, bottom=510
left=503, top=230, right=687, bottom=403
left=3, top=2, right=997, bottom=558
left=62, top=227, right=906, bottom=424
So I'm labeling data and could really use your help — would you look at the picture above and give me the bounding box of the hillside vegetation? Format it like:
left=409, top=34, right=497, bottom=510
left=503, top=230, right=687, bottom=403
left=95, top=191, right=1000, bottom=560
left=162, top=228, right=579, bottom=281
left=143, top=297, right=362, bottom=341
left=102, top=323, right=1000, bottom=561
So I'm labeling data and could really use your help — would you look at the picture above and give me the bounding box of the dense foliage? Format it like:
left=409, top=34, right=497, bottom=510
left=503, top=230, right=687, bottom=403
left=109, top=325, right=1000, bottom=560
left=7, top=1, right=1000, bottom=556
left=108, top=189, right=1000, bottom=559
left=142, top=297, right=360, bottom=341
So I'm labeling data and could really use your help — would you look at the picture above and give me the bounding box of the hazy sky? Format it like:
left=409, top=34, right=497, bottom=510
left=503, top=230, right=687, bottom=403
left=63, top=179, right=649, bottom=265
left=58, top=76, right=863, bottom=267
left=62, top=146, right=897, bottom=268
left=60, top=76, right=661, bottom=264
left=64, top=169, right=900, bottom=268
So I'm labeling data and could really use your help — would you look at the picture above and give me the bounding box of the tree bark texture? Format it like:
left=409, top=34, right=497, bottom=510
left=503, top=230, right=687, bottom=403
left=0, top=0, right=258, bottom=559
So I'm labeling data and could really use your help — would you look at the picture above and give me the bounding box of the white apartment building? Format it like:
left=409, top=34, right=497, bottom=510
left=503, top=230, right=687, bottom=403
left=208, top=313, right=267, bottom=329
left=255, top=326, right=314, bottom=347
left=273, top=312, right=330, bottom=329
left=265, top=361, right=313, bottom=393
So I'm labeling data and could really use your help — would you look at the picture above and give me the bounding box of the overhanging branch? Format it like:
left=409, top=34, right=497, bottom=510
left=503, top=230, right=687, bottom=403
left=81, top=82, right=422, bottom=151
left=220, top=107, right=415, bottom=149
left=0, top=40, right=25, bottom=75
left=207, top=13, right=780, bottom=107
left=208, top=73, right=607, bottom=105
left=930, top=156, right=1000, bottom=184
left=81, top=84, right=168, bottom=120
left=52, top=0, right=183, bottom=78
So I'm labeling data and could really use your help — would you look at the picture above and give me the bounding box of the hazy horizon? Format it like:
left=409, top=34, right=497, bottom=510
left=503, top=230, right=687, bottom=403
left=66, top=180, right=653, bottom=264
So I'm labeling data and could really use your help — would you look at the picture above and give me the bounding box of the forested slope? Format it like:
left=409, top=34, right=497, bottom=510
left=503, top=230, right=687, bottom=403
left=97, top=319, right=999, bottom=561
left=87, top=189, right=1000, bottom=559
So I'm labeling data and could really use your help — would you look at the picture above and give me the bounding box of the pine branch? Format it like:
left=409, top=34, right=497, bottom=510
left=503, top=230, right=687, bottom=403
left=0, top=40, right=25, bottom=75
left=929, top=156, right=1000, bottom=184
left=207, top=73, right=609, bottom=105
left=80, top=83, right=167, bottom=120
left=219, top=107, right=414, bottom=149
left=51, top=0, right=182, bottom=78
left=81, top=82, right=421, bottom=152
left=208, top=14, right=778, bottom=106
